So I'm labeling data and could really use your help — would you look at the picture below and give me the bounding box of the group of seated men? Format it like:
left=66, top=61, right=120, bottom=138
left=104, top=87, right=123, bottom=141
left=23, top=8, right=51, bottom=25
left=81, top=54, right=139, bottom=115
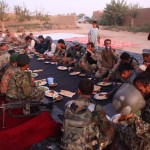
left=0, top=30, right=150, bottom=149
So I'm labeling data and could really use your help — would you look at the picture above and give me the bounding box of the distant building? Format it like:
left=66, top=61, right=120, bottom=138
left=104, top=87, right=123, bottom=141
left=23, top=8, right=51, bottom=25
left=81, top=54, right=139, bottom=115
left=124, top=8, right=150, bottom=26
left=92, top=8, right=150, bottom=26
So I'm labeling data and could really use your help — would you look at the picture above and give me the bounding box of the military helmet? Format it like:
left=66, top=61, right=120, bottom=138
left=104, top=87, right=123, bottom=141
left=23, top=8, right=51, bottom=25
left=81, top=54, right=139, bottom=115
left=112, top=83, right=145, bottom=115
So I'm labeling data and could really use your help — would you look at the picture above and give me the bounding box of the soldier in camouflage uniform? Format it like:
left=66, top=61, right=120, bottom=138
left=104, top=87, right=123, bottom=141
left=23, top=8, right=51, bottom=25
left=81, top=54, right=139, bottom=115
left=5, top=54, right=44, bottom=101
left=134, top=72, right=150, bottom=123
left=51, top=39, right=70, bottom=63
left=115, top=114, right=150, bottom=150
left=95, top=39, right=119, bottom=78
left=3, top=30, right=21, bottom=46
left=112, top=81, right=150, bottom=150
left=104, top=52, right=139, bottom=82
left=62, top=79, right=115, bottom=150
left=1, top=53, right=19, bottom=94
left=63, top=41, right=86, bottom=67
left=0, top=43, right=10, bottom=70
left=79, top=42, right=97, bottom=73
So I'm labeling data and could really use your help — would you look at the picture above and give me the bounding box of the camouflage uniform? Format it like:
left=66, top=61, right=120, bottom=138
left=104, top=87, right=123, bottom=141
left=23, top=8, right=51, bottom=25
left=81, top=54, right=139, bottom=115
left=0, top=64, right=16, bottom=94
left=95, top=48, right=119, bottom=78
left=52, top=44, right=70, bottom=63
left=0, top=50, right=10, bottom=70
left=107, top=58, right=139, bottom=81
left=141, top=98, right=150, bottom=123
left=3, top=34, right=21, bottom=46
left=79, top=51, right=97, bottom=73
left=64, top=46, right=86, bottom=67
left=115, top=115, right=150, bottom=150
left=6, top=68, right=44, bottom=101
left=62, top=96, right=115, bottom=150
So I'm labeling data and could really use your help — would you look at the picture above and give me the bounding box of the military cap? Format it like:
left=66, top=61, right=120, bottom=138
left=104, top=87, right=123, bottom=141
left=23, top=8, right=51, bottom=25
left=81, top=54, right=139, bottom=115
left=142, top=49, right=150, bottom=54
left=16, top=54, right=30, bottom=65
left=10, top=53, right=19, bottom=63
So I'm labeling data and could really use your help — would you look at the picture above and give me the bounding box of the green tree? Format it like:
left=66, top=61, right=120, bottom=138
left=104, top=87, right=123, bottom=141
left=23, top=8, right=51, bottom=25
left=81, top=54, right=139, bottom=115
left=14, top=4, right=31, bottom=22
left=0, top=1, right=9, bottom=31
left=128, top=3, right=141, bottom=27
left=35, top=10, right=50, bottom=27
left=78, top=13, right=85, bottom=18
left=104, top=0, right=128, bottom=26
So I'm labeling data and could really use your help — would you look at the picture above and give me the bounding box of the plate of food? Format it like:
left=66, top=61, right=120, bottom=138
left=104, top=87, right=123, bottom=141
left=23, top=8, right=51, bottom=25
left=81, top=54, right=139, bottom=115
left=45, top=90, right=59, bottom=98
left=37, top=58, right=45, bottom=61
left=36, top=80, right=47, bottom=86
left=94, top=85, right=101, bottom=92
left=31, top=73, right=38, bottom=78
left=79, top=73, right=86, bottom=77
left=49, top=82, right=57, bottom=87
left=53, top=95, right=63, bottom=101
left=94, top=92, right=108, bottom=100
left=44, top=61, right=50, bottom=64
left=69, top=71, right=80, bottom=75
left=57, top=66, right=68, bottom=71
left=50, top=62, right=57, bottom=65
left=97, top=82, right=112, bottom=86
left=38, top=86, right=49, bottom=92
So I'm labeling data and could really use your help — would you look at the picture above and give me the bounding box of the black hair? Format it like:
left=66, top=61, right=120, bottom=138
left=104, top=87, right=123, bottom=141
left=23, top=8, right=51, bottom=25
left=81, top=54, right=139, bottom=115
left=25, top=36, right=32, bottom=41
left=92, top=20, right=97, bottom=24
left=17, top=63, right=26, bottom=67
left=8, top=50, right=15, bottom=54
left=78, top=79, right=94, bottom=95
left=133, top=71, right=150, bottom=86
left=118, top=63, right=132, bottom=73
left=58, top=39, right=65, bottom=44
left=38, top=35, right=44, bottom=40
left=104, top=39, right=111, bottom=44
left=87, top=42, right=94, bottom=48
left=120, top=52, right=130, bottom=60
left=0, top=43, right=6, bottom=47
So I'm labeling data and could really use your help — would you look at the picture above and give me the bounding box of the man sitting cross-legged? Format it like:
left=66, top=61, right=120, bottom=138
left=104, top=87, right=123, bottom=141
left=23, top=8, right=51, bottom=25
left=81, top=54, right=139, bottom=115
left=5, top=54, right=45, bottom=101
left=62, top=79, right=115, bottom=150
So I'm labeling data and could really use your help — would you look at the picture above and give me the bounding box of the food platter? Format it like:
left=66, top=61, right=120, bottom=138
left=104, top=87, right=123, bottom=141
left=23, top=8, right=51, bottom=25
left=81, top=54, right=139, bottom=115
left=31, top=73, right=38, bottom=78
left=57, top=66, right=68, bottom=71
left=94, top=85, right=101, bottom=92
left=45, top=90, right=59, bottom=98
left=69, top=71, right=80, bottom=75
left=97, top=82, right=112, bottom=86
left=53, top=95, right=63, bottom=101
left=49, top=83, right=57, bottom=87
left=94, top=92, right=108, bottom=100
left=44, top=61, right=50, bottom=64
left=38, top=86, right=49, bottom=92
left=79, top=73, right=86, bottom=77
left=35, top=80, right=47, bottom=86
left=37, top=58, right=45, bottom=61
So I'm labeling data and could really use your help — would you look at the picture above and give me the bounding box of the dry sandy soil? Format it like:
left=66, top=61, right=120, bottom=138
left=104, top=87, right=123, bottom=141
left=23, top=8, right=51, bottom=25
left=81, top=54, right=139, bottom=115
left=22, top=23, right=150, bottom=54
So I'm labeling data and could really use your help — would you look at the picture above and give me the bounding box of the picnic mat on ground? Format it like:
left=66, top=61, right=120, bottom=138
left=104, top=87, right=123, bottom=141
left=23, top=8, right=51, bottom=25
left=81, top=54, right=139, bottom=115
left=0, top=111, right=61, bottom=150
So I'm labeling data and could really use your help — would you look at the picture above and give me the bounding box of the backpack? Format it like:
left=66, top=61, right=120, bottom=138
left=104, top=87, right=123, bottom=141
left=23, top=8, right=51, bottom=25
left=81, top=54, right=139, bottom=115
left=61, top=101, right=114, bottom=150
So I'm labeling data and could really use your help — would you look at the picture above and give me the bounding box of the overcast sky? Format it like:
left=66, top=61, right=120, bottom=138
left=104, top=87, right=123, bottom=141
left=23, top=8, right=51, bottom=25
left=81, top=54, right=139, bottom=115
left=5, top=0, right=150, bottom=17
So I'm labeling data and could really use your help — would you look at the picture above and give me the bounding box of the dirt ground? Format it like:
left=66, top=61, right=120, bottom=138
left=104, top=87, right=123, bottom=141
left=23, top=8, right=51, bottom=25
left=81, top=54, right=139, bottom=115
left=20, top=23, right=150, bottom=54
